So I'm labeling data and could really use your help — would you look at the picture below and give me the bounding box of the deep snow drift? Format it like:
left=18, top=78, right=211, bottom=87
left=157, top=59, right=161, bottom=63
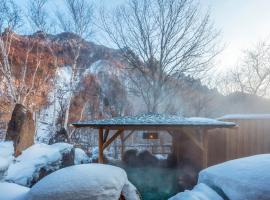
left=169, top=183, right=223, bottom=200
left=0, top=182, right=29, bottom=200
left=27, top=164, right=140, bottom=200
left=198, top=154, right=270, bottom=200
left=0, top=141, right=14, bottom=177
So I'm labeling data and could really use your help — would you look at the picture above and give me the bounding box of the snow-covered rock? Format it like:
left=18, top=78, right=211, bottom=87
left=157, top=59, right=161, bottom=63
left=0, top=141, right=14, bottom=179
left=198, top=154, right=270, bottom=200
left=0, top=182, right=29, bottom=200
left=91, top=146, right=114, bottom=162
left=27, top=164, right=140, bottom=200
left=155, top=154, right=167, bottom=160
left=5, top=143, right=73, bottom=186
left=74, top=148, right=90, bottom=165
left=122, top=181, right=140, bottom=200
left=169, top=183, right=223, bottom=200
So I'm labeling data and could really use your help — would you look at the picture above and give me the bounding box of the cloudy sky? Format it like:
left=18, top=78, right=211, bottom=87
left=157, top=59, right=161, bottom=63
left=15, top=0, right=270, bottom=71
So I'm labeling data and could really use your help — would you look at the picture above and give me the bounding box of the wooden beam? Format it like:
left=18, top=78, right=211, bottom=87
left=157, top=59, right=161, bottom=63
left=98, top=128, right=104, bottom=163
left=103, top=129, right=109, bottom=143
left=123, top=130, right=134, bottom=142
left=103, top=129, right=123, bottom=150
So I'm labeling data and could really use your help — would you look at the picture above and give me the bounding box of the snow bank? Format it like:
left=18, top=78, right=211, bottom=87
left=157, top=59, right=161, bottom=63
left=0, top=141, right=14, bottom=180
left=5, top=143, right=73, bottom=186
left=122, top=181, right=140, bottom=200
left=27, top=164, right=140, bottom=200
left=169, top=183, right=223, bottom=200
left=74, top=148, right=90, bottom=165
left=0, top=182, right=29, bottom=200
left=198, top=154, right=270, bottom=200
left=0, top=141, right=14, bottom=171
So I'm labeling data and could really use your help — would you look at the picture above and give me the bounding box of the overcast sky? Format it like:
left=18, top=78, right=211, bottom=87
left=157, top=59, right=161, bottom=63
left=15, top=0, right=270, bottom=71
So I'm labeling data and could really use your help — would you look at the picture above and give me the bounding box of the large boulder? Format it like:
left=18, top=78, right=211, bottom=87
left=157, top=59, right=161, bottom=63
left=136, top=150, right=158, bottom=166
left=198, top=154, right=270, bottom=200
left=123, top=150, right=159, bottom=167
left=6, top=104, right=35, bottom=156
left=122, top=149, right=139, bottom=166
left=27, top=164, right=140, bottom=200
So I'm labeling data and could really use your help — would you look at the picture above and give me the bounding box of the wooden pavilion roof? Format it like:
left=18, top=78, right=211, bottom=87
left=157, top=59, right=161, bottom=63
left=72, top=113, right=236, bottom=130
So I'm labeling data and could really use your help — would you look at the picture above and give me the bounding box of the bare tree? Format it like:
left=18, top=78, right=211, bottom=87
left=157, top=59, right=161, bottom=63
left=27, top=0, right=50, bottom=33
left=100, top=0, right=219, bottom=112
left=55, top=0, right=94, bottom=130
left=0, top=0, right=22, bottom=106
left=0, top=0, right=57, bottom=116
left=221, top=41, right=270, bottom=97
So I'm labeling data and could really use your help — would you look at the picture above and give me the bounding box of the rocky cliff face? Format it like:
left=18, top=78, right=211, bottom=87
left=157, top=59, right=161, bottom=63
left=1, top=31, right=270, bottom=141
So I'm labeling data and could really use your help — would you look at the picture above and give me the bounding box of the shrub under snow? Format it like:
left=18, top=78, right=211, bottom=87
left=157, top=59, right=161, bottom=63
left=5, top=143, right=73, bottom=186
left=74, top=148, right=90, bottom=165
left=27, top=164, right=140, bottom=200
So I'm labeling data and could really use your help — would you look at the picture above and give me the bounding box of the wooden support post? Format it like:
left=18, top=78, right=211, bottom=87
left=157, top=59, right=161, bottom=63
left=202, top=130, right=209, bottom=168
left=123, top=130, right=134, bottom=142
left=98, top=128, right=104, bottom=163
left=103, top=129, right=123, bottom=150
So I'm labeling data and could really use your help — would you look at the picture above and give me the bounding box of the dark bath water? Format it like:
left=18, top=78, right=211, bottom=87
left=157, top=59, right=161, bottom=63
left=123, top=166, right=182, bottom=200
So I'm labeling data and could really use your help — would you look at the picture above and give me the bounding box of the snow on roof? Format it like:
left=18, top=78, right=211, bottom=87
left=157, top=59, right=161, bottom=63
left=219, top=114, right=270, bottom=120
left=73, top=113, right=235, bottom=128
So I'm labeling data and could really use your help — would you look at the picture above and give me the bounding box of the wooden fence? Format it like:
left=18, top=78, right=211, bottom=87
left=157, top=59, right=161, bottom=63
left=207, top=115, right=270, bottom=166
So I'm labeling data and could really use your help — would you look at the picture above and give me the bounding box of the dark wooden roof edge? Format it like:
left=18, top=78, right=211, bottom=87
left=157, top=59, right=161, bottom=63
left=72, top=123, right=236, bottom=129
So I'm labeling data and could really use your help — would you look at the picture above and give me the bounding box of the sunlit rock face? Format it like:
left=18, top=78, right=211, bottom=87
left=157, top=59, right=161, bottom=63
left=6, top=104, right=35, bottom=156
left=27, top=164, right=140, bottom=200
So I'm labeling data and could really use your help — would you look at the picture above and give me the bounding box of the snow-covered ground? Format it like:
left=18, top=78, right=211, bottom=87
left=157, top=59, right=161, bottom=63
left=27, top=164, right=139, bottom=200
left=169, top=183, right=223, bottom=200
left=0, top=141, right=14, bottom=171
left=198, top=154, right=270, bottom=200
left=0, top=182, right=29, bottom=200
